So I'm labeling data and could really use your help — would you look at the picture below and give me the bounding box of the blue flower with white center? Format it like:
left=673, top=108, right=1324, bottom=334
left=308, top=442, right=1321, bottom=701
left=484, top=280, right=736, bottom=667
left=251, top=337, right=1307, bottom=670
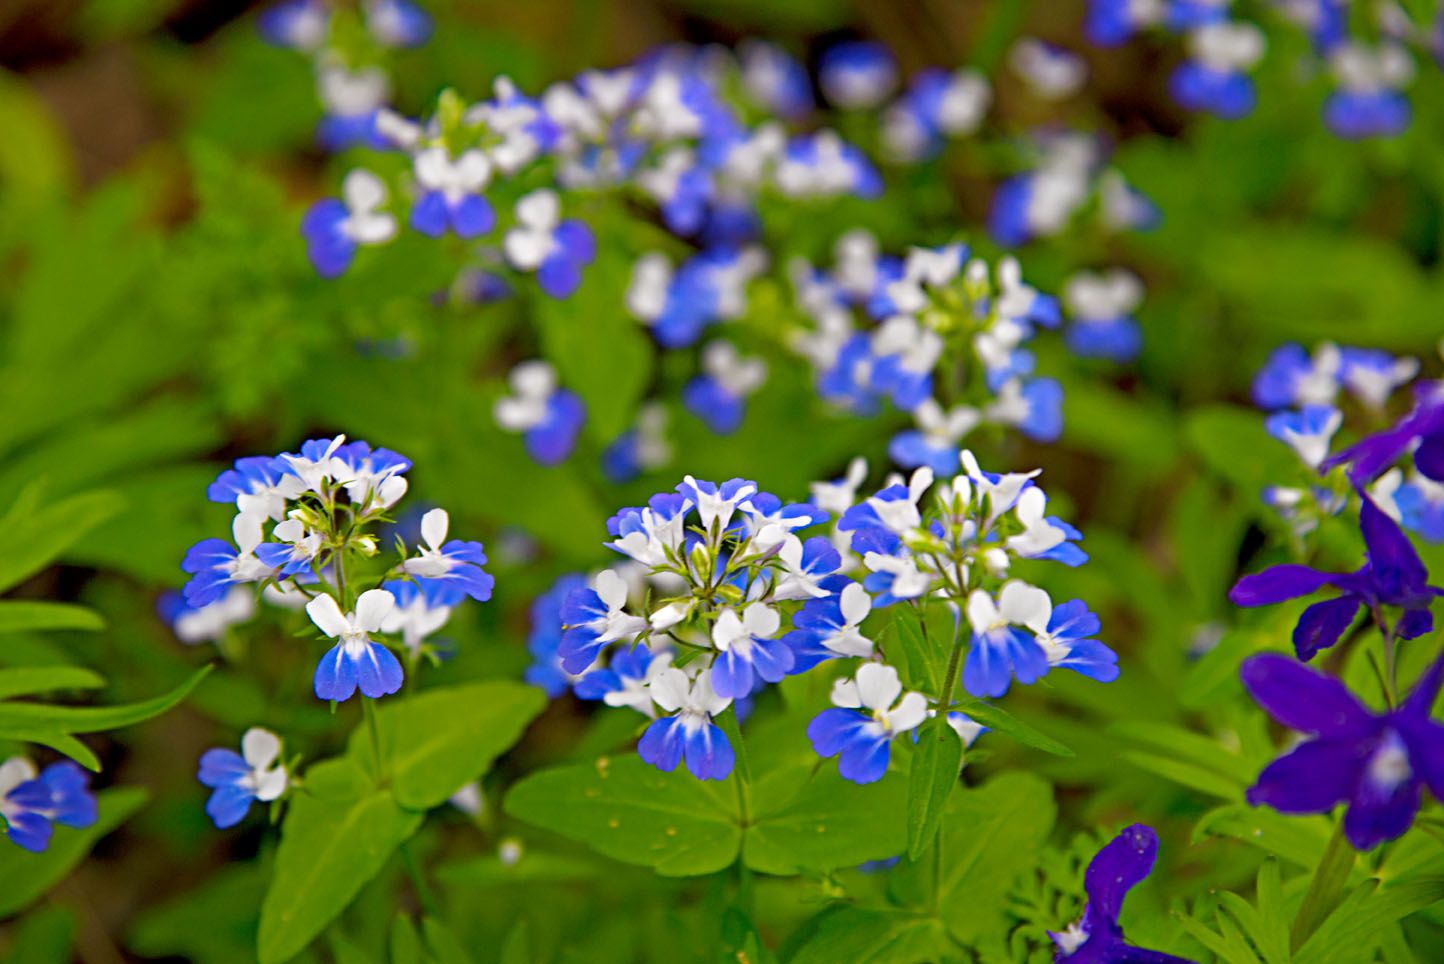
left=988, top=142, right=1093, bottom=247
left=159, top=586, right=256, bottom=646
left=279, top=435, right=347, bottom=495
left=333, top=440, right=411, bottom=511
left=882, top=68, right=990, bottom=163
left=1266, top=405, right=1343, bottom=470
left=683, top=342, right=766, bottom=435
left=1030, top=595, right=1119, bottom=684
left=637, top=667, right=734, bottom=781
left=364, top=0, right=431, bottom=47
left=524, top=574, right=587, bottom=697
left=1375, top=470, right=1444, bottom=543
left=400, top=509, right=494, bottom=603
left=808, top=663, right=928, bottom=784
left=885, top=244, right=968, bottom=315
left=890, top=400, right=982, bottom=476
left=738, top=41, right=812, bottom=120
left=1165, top=0, right=1230, bottom=31
left=575, top=642, right=672, bottom=716
left=710, top=604, right=792, bottom=699
left=470, top=77, right=560, bottom=175
left=741, top=492, right=829, bottom=538
left=196, top=728, right=289, bottom=830
left=627, top=252, right=716, bottom=348
left=208, top=455, right=295, bottom=522
left=636, top=148, right=714, bottom=237
left=963, top=581, right=1053, bottom=698
left=819, top=41, right=897, bottom=110
left=255, top=517, right=325, bottom=577
left=677, top=476, right=757, bottom=532
left=379, top=578, right=454, bottom=656
left=606, top=493, right=691, bottom=568
left=867, top=316, right=942, bottom=410
left=840, top=467, right=934, bottom=548
left=257, top=0, right=328, bottom=50
left=1323, top=43, right=1413, bottom=140
left=987, top=377, right=1063, bottom=443
left=493, top=361, right=586, bottom=465
left=558, top=570, right=650, bottom=674
left=0, top=758, right=98, bottom=853
left=1000, top=483, right=1089, bottom=567
left=1063, top=269, right=1143, bottom=362
left=1099, top=171, right=1162, bottom=233
left=860, top=548, right=933, bottom=607
left=1337, top=346, right=1419, bottom=410
left=182, top=513, right=274, bottom=608
left=307, top=589, right=404, bottom=701
left=774, top=131, right=883, bottom=200
left=409, top=146, right=494, bottom=239
left=1170, top=22, right=1264, bottom=119
left=783, top=581, right=874, bottom=672
left=1252, top=342, right=1342, bottom=410
left=1084, top=0, right=1156, bottom=46
left=1009, top=38, right=1087, bottom=100
left=601, top=404, right=671, bottom=483
left=503, top=189, right=596, bottom=298
left=301, top=170, right=398, bottom=278
left=314, top=64, right=392, bottom=152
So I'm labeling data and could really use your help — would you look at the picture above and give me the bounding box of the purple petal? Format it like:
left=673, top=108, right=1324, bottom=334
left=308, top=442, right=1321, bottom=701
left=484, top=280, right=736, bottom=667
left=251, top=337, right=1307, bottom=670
left=1344, top=772, right=1421, bottom=851
left=1415, top=433, right=1444, bottom=483
left=1082, top=824, right=1158, bottom=926
left=1360, top=494, right=1428, bottom=599
left=1293, top=595, right=1362, bottom=661
left=1229, top=565, right=1337, bottom=606
left=1246, top=738, right=1367, bottom=814
left=1240, top=653, right=1375, bottom=736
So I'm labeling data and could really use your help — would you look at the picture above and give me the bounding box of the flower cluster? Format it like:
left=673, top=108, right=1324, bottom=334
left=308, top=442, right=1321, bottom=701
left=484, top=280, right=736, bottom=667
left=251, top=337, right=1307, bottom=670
left=177, top=435, right=493, bottom=700
left=1085, top=0, right=1437, bottom=138
left=0, top=757, right=97, bottom=853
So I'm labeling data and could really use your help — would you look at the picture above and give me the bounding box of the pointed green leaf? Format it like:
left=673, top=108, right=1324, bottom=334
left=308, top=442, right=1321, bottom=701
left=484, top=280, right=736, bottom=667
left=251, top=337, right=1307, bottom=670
left=0, top=602, right=104, bottom=634
left=0, top=488, right=125, bottom=593
left=952, top=697, right=1074, bottom=757
left=0, top=665, right=105, bottom=701
left=745, top=767, right=907, bottom=874
left=905, top=716, right=962, bottom=860
left=0, top=665, right=211, bottom=734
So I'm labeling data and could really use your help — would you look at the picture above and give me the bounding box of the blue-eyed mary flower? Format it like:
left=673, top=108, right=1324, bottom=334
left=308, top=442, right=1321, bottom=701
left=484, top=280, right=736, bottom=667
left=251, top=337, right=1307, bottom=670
left=302, top=170, right=397, bottom=278
left=0, top=758, right=98, bottom=853
left=400, top=508, right=495, bottom=603
left=308, top=589, right=405, bottom=701
left=783, top=581, right=874, bottom=672
left=881, top=68, right=990, bottom=163
left=1265, top=405, right=1342, bottom=470
left=1063, top=269, right=1143, bottom=363
left=1242, top=651, right=1444, bottom=850
left=364, top=0, right=432, bottom=48
left=1229, top=492, right=1441, bottom=660
left=1051, top=824, right=1192, bottom=963
left=1009, top=38, right=1088, bottom=100
left=818, top=41, right=898, bottom=110
left=559, top=569, right=650, bottom=674
left=380, top=579, right=454, bottom=656
left=710, top=604, right=792, bottom=699
left=409, top=146, right=495, bottom=239
left=503, top=189, right=596, bottom=298
left=159, top=585, right=256, bottom=646
left=197, top=728, right=290, bottom=830
left=1324, top=43, right=1413, bottom=140
left=889, top=399, right=981, bottom=475
left=493, top=361, right=586, bottom=465
left=575, top=643, right=672, bottom=716
left=1170, top=22, right=1264, bottom=118
left=638, top=667, right=735, bottom=781
left=182, top=513, right=274, bottom=608
left=808, top=663, right=928, bottom=784
left=257, top=0, right=327, bottom=50
left=683, top=341, right=767, bottom=435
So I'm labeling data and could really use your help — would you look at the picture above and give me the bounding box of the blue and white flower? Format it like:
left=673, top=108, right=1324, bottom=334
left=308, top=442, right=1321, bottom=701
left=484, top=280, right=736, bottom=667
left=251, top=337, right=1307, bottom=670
left=819, top=41, right=898, bottom=110
left=255, top=516, right=325, bottom=576
left=683, top=342, right=767, bottom=434
left=1266, top=405, right=1343, bottom=470
left=710, top=604, right=792, bottom=699
left=1032, top=596, right=1120, bottom=683
left=638, top=667, right=735, bottom=780
left=1009, top=38, right=1087, bottom=100
left=963, top=582, right=1053, bottom=698
left=307, top=589, right=404, bottom=701
left=889, top=400, right=982, bottom=475
left=774, top=131, right=882, bottom=200
left=1063, top=269, right=1144, bottom=362
left=257, top=0, right=328, bottom=50
left=1170, top=21, right=1264, bottom=118
left=1324, top=43, right=1413, bottom=140
left=400, top=508, right=494, bottom=603
left=575, top=643, right=673, bottom=716
left=558, top=569, right=650, bottom=674
left=602, top=403, right=672, bottom=483
left=380, top=578, right=454, bottom=655
left=503, top=190, right=596, bottom=298
left=738, top=41, right=812, bottom=120
left=159, top=586, right=256, bottom=646
left=770, top=535, right=843, bottom=600
left=882, top=69, right=990, bottom=162
left=784, top=581, right=875, bottom=671
left=606, top=493, right=691, bottom=569
left=808, top=663, right=928, bottom=784
left=181, top=513, right=274, bottom=608
left=301, top=170, right=397, bottom=278
left=364, top=0, right=432, bottom=47
left=409, top=146, right=495, bottom=239
left=678, top=476, right=758, bottom=532
left=197, top=728, right=289, bottom=830
left=0, top=758, right=98, bottom=853
left=208, top=455, right=298, bottom=522
left=315, top=61, right=392, bottom=151
left=494, top=361, right=586, bottom=465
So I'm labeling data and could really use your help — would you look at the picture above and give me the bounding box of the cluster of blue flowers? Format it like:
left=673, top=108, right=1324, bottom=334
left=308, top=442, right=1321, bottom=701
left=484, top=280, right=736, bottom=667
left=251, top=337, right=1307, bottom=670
left=1086, top=0, right=1435, bottom=138
left=175, top=435, right=494, bottom=828
left=1235, top=349, right=1444, bottom=850
left=0, top=757, right=97, bottom=853
left=526, top=451, right=1118, bottom=785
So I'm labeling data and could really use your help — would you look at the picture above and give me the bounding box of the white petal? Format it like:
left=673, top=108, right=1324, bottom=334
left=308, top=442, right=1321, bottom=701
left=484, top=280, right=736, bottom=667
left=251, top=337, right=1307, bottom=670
left=966, top=590, right=998, bottom=635
left=649, top=600, right=690, bottom=631
left=515, top=189, right=560, bottom=230
left=998, top=581, right=1052, bottom=633
left=233, top=511, right=265, bottom=554
left=712, top=609, right=745, bottom=650
left=241, top=727, right=282, bottom=769
left=504, top=227, right=552, bottom=270
left=692, top=669, right=732, bottom=716
left=648, top=667, right=689, bottom=712
left=888, top=692, right=929, bottom=734
left=420, top=508, right=449, bottom=550
left=306, top=594, right=349, bottom=638
left=854, top=662, right=902, bottom=712
left=342, top=169, right=387, bottom=212
left=830, top=676, right=862, bottom=708
left=594, top=569, right=629, bottom=611
left=840, top=582, right=871, bottom=626
left=743, top=604, right=780, bottom=638
left=253, top=766, right=289, bottom=802
left=355, top=588, right=396, bottom=631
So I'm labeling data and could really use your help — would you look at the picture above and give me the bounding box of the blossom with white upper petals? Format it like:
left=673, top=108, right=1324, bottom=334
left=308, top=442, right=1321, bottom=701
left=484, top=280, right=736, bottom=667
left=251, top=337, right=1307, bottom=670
left=308, top=589, right=404, bottom=701
left=197, top=728, right=289, bottom=829
left=302, top=171, right=397, bottom=278
left=808, top=663, right=928, bottom=783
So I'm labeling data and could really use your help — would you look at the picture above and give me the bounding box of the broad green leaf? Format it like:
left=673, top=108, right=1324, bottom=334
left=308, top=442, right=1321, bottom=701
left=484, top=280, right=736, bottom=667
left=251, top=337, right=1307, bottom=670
left=0, top=665, right=105, bottom=700
left=503, top=755, right=741, bottom=877
left=0, top=488, right=126, bottom=593
left=1121, top=750, right=1245, bottom=801
left=435, top=851, right=601, bottom=886
left=788, top=908, right=947, bottom=964
left=1297, top=877, right=1444, bottom=964
left=1193, top=804, right=1333, bottom=868
left=4, top=904, right=75, bottom=964
left=0, top=602, right=103, bottom=634
left=389, top=916, right=422, bottom=964
left=258, top=757, right=422, bottom=963
left=952, top=697, right=1074, bottom=757
left=745, top=767, right=907, bottom=875
left=127, top=861, right=266, bottom=964
left=888, top=606, right=944, bottom=695
left=905, top=716, right=962, bottom=860
left=422, top=917, right=475, bottom=964
left=348, top=681, right=545, bottom=809
left=938, top=772, right=1056, bottom=943
left=0, top=787, right=147, bottom=917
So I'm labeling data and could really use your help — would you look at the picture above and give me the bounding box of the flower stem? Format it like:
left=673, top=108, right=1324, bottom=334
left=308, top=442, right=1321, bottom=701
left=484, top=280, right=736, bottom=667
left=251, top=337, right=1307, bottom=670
left=935, top=619, right=967, bottom=730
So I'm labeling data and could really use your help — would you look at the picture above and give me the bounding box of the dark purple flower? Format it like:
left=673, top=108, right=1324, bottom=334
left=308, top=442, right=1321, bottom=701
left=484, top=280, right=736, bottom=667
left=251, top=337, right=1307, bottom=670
left=1051, top=824, right=1195, bottom=962
left=1242, top=651, right=1444, bottom=850
left=1229, top=494, right=1441, bottom=660
left=1322, top=380, right=1444, bottom=483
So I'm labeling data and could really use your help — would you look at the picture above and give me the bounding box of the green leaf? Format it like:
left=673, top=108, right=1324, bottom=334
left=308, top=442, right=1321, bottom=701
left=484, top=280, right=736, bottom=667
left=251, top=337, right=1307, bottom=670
left=745, top=767, right=907, bottom=874
left=905, top=716, right=962, bottom=860
left=422, top=917, right=475, bottom=964
left=257, top=758, right=423, bottom=964
left=1185, top=406, right=1299, bottom=497
left=349, top=681, right=545, bottom=809
left=389, top=916, right=422, bottom=964
left=127, top=862, right=266, bottom=964
left=0, top=602, right=104, bottom=634
left=0, top=787, right=147, bottom=917
left=1290, top=826, right=1355, bottom=953
left=0, top=665, right=105, bottom=701
left=1297, top=877, right=1444, bottom=964
left=788, top=908, right=947, bottom=964
left=503, top=755, right=742, bottom=877
left=1120, top=749, right=1245, bottom=801
left=0, top=488, right=126, bottom=593
left=500, top=919, right=533, bottom=964
left=1193, top=804, right=1333, bottom=868
left=5, top=904, right=75, bottom=964
left=937, top=772, right=1056, bottom=943
left=888, top=607, right=944, bottom=695
left=952, top=697, right=1074, bottom=757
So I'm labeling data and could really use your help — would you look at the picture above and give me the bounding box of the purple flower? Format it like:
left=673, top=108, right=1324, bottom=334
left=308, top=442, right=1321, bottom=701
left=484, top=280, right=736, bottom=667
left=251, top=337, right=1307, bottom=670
left=1051, top=824, right=1192, bottom=962
left=1242, top=651, right=1444, bottom=850
left=1323, top=381, right=1444, bottom=483
left=1229, top=493, right=1442, bottom=660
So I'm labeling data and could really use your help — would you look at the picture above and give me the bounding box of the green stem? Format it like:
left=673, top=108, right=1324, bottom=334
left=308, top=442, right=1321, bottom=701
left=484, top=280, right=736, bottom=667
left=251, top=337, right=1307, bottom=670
left=935, top=621, right=967, bottom=731
left=1291, top=822, right=1355, bottom=952
left=400, top=841, right=439, bottom=915
left=717, top=706, right=751, bottom=828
